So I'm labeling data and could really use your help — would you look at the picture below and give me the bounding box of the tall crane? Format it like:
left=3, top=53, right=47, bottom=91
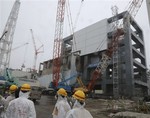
left=0, top=0, right=20, bottom=72
left=30, top=29, right=44, bottom=72
left=87, top=0, right=143, bottom=96
left=52, top=0, right=66, bottom=87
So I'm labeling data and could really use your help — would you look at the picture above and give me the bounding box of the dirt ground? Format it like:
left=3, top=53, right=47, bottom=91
left=35, top=95, right=150, bottom=118
left=85, top=98, right=150, bottom=118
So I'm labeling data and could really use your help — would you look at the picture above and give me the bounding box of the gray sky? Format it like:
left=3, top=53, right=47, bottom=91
left=0, top=0, right=150, bottom=70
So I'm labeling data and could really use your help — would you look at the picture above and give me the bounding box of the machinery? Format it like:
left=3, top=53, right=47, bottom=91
left=0, top=0, right=20, bottom=71
left=50, top=74, right=77, bottom=93
left=52, top=0, right=66, bottom=88
left=30, top=29, right=44, bottom=72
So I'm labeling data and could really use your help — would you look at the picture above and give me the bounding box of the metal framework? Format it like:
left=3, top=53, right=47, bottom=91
left=52, top=0, right=66, bottom=87
left=111, top=5, right=120, bottom=98
left=30, top=29, right=44, bottom=71
left=0, top=0, right=20, bottom=72
left=87, top=0, right=143, bottom=95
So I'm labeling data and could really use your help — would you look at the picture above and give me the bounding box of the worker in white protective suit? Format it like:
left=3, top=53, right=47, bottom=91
left=52, top=88, right=71, bottom=118
left=66, top=90, right=93, bottom=118
left=0, top=85, right=18, bottom=118
left=6, top=83, right=36, bottom=118
left=0, top=85, right=18, bottom=108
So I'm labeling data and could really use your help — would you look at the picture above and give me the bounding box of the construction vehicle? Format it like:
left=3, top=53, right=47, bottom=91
left=1, top=68, right=42, bottom=101
left=50, top=0, right=88, bottom=94
left=0, top=68, right=18, bottom=95
left=30, top=29, right=44, bottom=73
left=51, top=0, right=66, bottom=89
left=49, top=74, right=77, bottom=93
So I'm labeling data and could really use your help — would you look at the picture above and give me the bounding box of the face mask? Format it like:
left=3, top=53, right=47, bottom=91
left=71, top=97, right=76, bottom=103
left=73, top=100, right=85, bottom=108
left=19, top=91, right=30, bottom=98
left=55, top=94, right=58, bottom=100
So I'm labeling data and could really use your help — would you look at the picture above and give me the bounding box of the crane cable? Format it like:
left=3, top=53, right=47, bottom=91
left=22, top=42, right=28, bottom=68
left=66, top=0, right=84, bottom=53
left=74, top=0, right=84, bottom=31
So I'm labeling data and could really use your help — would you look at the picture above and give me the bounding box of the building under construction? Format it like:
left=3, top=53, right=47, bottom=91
left=40, top=11, right=148, bottom=98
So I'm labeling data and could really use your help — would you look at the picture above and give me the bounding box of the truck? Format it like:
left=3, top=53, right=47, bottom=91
left=15, top=78, right=42, bottom=101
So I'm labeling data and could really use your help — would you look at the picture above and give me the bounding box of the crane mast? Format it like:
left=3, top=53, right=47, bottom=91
left=52, top=0, right=66, bottom=87
left=30, top=29, right=44, bottom=72
left=87, top=0, right=143, bottom=95
left=0, top=0, right=20, bottom=72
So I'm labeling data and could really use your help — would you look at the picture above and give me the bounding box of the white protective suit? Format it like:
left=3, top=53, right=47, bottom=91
left=66, top=100, right=93, bottom=118
left=6, top=91, right=36, bottom=118
left=52, top=95, right=71, bottom=118
left=0, top=94, right=15, bottom=108
left=0, top=93, right=16, bottom=118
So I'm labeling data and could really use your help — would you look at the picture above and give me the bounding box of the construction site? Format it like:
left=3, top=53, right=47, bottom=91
left=1, top=0, right=150, bottom=118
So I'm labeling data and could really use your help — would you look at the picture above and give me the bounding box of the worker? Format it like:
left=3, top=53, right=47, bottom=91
left=52, top=88, right=71, bottom=118
left=0, top=85, right=18, bottom=118
left=6, top=83, right=36, bottom=118
left=66, top=90, right=93, bottom=118
left=0, top=84, right=18, bottom=108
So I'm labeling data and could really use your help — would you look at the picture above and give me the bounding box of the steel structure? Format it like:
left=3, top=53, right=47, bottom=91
left=87, top=0, right=143, bottom=96
left=12, top=42, right=28, bottom=51
left=30, top=29, right=44, bottom=71
left=52, top=0, right=66, bottom=87
left=0, top=0, right=20, bottom=72
left=111, top=5, right=120, bottom=98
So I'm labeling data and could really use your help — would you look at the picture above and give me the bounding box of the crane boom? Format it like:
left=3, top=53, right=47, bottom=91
left=30, top=29, right=44, bottom=71
left=12, top=42, right=28, bottom=51
left=0, top=0, right=20, bottom=71
left=87, top=0, right=143, bottom=92
left=52, top=0, right=66, bottom=87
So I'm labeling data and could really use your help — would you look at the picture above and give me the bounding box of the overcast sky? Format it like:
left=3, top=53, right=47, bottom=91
left=0, top=0, right=150, bottom=70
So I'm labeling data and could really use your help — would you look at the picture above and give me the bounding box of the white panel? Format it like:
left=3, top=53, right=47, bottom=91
left=73, top=18, right=108, bottom=56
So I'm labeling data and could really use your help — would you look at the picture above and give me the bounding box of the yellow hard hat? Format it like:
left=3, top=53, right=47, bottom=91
left=21, top=84, right=31, bottom=91
left=9, top=85, right=18, bottom=92
left=73, top=90, right=85, bottom=101
left=57, top=88, right=67, bottom=97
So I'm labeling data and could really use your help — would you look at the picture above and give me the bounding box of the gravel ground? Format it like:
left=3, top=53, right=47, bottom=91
left=35, top=95, right=150, bottom=118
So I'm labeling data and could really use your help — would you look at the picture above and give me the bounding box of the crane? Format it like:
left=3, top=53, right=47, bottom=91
left=87, top=0, right=143, bottom=95
left=30, top=29, right=44, bottom=72
left=12, top=42, right=28, bottom=51
left=52, top=0, right=66, bottom=87
left=0, top=0, right=20, bottom=72
left=11, top=42, right=29, bottom=70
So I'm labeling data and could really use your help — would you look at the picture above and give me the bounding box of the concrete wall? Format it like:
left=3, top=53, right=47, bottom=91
left=73, top=19, right=108, bottom=56
left=11, top=70, right=31, bottom=79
